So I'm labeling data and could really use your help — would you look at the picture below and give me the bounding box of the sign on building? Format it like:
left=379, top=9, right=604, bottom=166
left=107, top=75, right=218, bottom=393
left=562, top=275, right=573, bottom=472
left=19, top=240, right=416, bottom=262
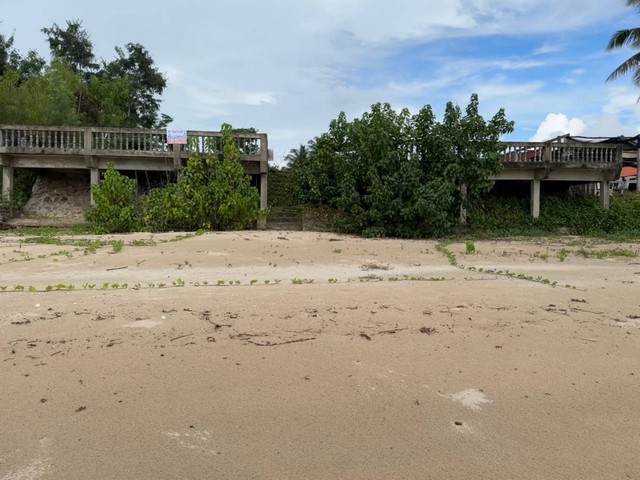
left=166, top=129, right=188, bottom=145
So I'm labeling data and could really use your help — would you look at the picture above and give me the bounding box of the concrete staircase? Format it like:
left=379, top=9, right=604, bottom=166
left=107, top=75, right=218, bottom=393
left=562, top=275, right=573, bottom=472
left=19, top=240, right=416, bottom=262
left=267, top=206, right=303, bottom=231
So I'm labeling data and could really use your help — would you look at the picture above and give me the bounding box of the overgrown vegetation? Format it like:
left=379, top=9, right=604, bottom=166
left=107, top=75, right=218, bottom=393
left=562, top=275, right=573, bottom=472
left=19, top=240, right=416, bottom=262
left=467, top=193, right=640, bottom=238
left=141, top=124, right=260, bottom=231
left=84, top=124, right=260, bottom=233
left=84, top=164, right=138, bottom=234
left=287, top=95, right=513, bottom=238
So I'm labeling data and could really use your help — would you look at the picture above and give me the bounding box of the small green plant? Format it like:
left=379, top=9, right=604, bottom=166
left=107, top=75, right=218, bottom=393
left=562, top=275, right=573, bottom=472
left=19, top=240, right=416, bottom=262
left=111, top=240, right=124, bottom=253
left=465, top=241, right=476, bottom=254
left=539, top=248, right=549, bottom=262
left=173, top=278, right=185, bottom=287
left=250, top=279, right=258, bottom=285
left=131, top=239, right=157, bottom=247
left=14, top=285, right=24, bottom=291
left=332, top=248, right=343, bottom=254
left=436, top=243, right=457, bottom=266
left=328, top=278, right=338, bottom=283
left=28, top=286, right=36, bottom=292
left=0, top=286, right=7, bottom=291
left=217, top=280, right=225, bottom=286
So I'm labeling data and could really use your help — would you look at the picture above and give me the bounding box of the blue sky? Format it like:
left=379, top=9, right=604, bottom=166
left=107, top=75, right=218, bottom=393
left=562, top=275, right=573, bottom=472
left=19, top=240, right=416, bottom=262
left=2, top=0, right=639, bottom=164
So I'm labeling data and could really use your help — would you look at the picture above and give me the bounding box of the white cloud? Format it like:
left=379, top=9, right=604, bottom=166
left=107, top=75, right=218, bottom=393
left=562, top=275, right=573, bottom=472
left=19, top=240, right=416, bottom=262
left=530, top=113, right=586, bottom=141
left=533, top=43, right=565, bottom=55
left=602, top=86, right=640, bottom=116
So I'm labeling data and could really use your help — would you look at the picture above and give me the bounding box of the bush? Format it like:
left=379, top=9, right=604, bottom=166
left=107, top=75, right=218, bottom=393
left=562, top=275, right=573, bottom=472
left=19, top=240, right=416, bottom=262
left=140, top=123, right=260, bottom=231
left=85, top=163, right=139, bottom=233
left=468, top=193, right=640, bottom=238
left=289, top=95, right=513, bottom=238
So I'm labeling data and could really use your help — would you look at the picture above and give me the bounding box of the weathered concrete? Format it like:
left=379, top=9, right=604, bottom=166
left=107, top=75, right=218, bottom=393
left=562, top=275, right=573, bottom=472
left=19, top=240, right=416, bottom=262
left=23, top=171, right=90, bottom=219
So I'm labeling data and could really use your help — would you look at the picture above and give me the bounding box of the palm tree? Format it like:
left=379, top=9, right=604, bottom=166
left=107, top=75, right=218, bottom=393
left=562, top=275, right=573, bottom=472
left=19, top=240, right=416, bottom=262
left=284, top=143, right=312, bottom=167
left=607, top=0, right=640, bottom=85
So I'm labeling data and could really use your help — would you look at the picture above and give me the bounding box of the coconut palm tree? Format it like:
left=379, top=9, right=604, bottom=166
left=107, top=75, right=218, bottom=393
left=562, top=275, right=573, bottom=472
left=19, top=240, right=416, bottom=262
left=284, top=144, right=308, bottom=166
left=607, top=0, right=640, bottom=85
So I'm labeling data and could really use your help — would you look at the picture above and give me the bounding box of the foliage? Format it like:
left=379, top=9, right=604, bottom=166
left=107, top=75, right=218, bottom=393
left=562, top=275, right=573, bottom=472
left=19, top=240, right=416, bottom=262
left=0, top=169, right=37, bottom=210
left=606, top=0, right=640, bottom=88
left=141, top=124, right=260, bottom=231
left=98, top=43, right=171, bottom=128
left=467, top=193, right=640, bottom=238
left=0, top=19, right=171, bottom=128
left=289, top=95, right=513, bottom=237
left=84, top=163, right=138, bottom=233
left=41, top=20, right=97, bottom=73
left=267, top=167, right=298, bottom=207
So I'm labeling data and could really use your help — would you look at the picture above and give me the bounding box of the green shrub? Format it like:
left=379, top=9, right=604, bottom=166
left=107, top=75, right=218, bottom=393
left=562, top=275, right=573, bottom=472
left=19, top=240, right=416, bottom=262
left=84, top=163, right=139, bottom=233
left=140, top=123, right=260, bottom=231
left=607, top=193, right=640, bottom=233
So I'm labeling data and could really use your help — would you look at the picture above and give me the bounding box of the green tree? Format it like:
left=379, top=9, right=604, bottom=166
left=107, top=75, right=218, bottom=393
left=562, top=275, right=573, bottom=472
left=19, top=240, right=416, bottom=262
left=606, top=0, right=640, bottom=85
left=289, top=95, right=513, bottom=238
left=433, top=94, right=513, bottom=218
left=142, top=124, right=260, bottom=231
left=41, top=19, right=97, bottom=73
left=1, top=20, right=170, bottom=128
left=100, top=43, right=171, bottom=128
left=85, top=163, right=138, bottom=233
left=285, top=144, right=311, bottom=166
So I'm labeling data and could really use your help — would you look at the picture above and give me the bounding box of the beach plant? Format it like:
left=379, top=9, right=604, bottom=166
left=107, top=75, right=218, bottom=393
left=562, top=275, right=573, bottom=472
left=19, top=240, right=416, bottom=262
left=465, top=241, right=476, bottom=254
left=85, top=163, right=139, bottom=233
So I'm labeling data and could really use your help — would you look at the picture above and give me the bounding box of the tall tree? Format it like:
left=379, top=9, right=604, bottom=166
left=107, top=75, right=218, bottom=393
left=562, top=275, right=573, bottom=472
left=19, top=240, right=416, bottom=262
left=100, top=43, right=171, bottom=128
left=41, top=19, right=97, bottom=73
left=606, top=0, right=640, bottom=85
left=1, top=20, right=171, bottom=128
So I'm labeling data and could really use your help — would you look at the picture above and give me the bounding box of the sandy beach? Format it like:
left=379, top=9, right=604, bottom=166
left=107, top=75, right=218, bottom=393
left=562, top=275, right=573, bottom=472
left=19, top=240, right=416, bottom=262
left=1, top=231, right=639, bottom=479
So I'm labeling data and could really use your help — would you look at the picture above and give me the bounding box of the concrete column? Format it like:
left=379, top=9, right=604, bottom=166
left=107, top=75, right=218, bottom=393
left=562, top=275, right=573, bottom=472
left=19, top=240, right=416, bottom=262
left=260, top=172, right=268, bottom=210
left=257, top=172, right=268, bottom=229
left=599, top=180, right=610, bottom=210
left=2, top=166, right=14, bottom=204
left=530, top=179, right=541, bottom=218
left=172, top=143, right=182, bottom=171
left=90, top=168, right=100, bottom=205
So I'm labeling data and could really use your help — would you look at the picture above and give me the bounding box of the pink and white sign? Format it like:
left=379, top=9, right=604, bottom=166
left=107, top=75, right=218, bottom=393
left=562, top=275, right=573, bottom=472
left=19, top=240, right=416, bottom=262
left=166, top=129, right=187, bottom=144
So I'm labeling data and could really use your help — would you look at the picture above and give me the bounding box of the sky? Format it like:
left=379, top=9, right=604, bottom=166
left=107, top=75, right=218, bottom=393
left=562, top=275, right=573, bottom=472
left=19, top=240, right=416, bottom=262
left=2, top=0, right=639, bottom=165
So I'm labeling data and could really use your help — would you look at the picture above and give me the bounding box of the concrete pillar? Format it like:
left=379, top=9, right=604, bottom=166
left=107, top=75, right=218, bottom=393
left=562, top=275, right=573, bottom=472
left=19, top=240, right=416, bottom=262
left=530, top=179, right=541, bottom=218
left=599, top=180, right=610, bottom=210
left=260, top=172, right=268, bottom=210
left=2, top=166, right=14, bottom=204
left=172, top=143, right=182, bottom=171
left=90, top=168, right=100, bottom=205
left=257, top=172, right=268, bottom=229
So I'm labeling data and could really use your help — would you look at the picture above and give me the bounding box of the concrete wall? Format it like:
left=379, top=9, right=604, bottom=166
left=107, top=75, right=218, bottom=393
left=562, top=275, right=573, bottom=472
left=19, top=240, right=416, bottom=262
left=23, top=171, right=90, bottom=220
